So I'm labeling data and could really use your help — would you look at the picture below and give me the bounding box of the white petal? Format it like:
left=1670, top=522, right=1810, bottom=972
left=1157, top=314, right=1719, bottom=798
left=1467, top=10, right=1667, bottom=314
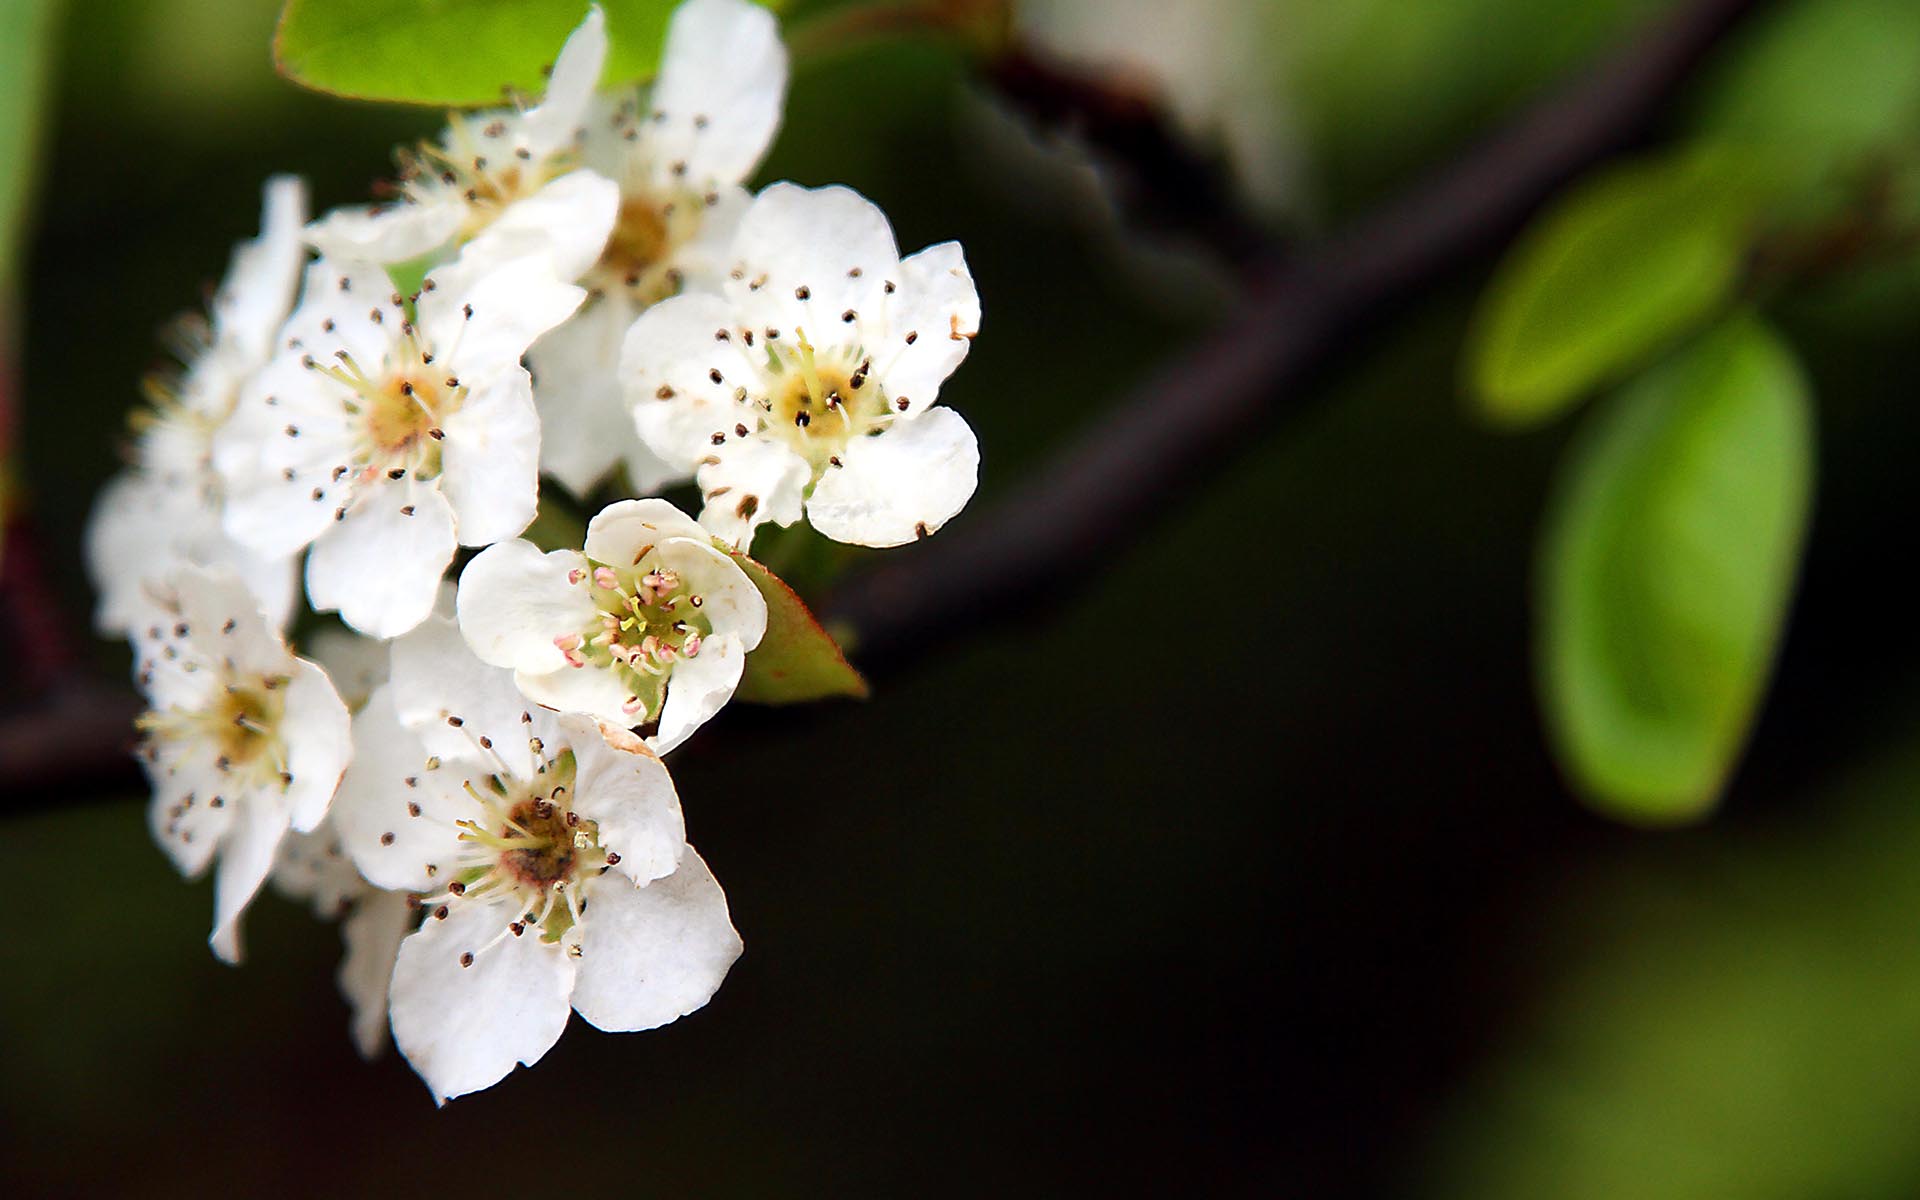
left=583, top=497, right=712, bottom=563
left=279, top=258, right=401, bottom=370
left=420, top=254, right=585, bottom=381
left=457, top=540, right=596, bottom=674
left=571, top=847, right=741, bottom=1033
left=725, top=183, right=898, bottom=336
left=695, top=436, right=809, bottom=552
left=209, top=790, right=294, bottom=964
left=280, top=657, right=353, bottom=832
left=145, top=757, right=232, bottom=877
left=656, top=183, right=751, bottom=295
left=269, top=823, right=363, bottom=914
left=305, top=199, right=464, bottom=266
left=462, top=169, right=620, bottom=283
left=334, top=687, right=477, bottom=892
left=513, top=662, right=635, bottom=729
left=389, top=615, right=541, bottom=780
left=870, top=241, right=980, bottom=408
left=439, top=367, right=541, bottom=546
left=173, top=561, right=290, bottom=676
left=306, top=482, right=458, bottom=639
left=215, top=367, right=361, bottom=560
left=646, top=0, right=788, bottom=190
left=651, top=630, right=746, bottom=755
left=213, top=174, right=309, bottom=363
left=520, top=6, right=608, bottom=157
left=622, top=290, right=760, bottom=471
left=389, top=896, right=577, bottom=1103
left=340, top=889, right=414, bottom=1059
left=527, top=296, right=684, bottom=496
left=559, top=714, right=685, bottom=884
left=807, top=406, right=979, bottom=547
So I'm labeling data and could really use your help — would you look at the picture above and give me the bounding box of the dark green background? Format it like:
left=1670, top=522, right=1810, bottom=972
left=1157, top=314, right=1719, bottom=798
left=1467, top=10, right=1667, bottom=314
left=10, top=0, right=1920, bottom=1194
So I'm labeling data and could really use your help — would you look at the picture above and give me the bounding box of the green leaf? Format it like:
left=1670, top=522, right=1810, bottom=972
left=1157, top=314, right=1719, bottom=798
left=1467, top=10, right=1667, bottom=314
left=1467, top=149, right=1775, bottom=428
left=1690, top=0, right=1920, bottom=191
left=274, top=0, right=781, bottom=107
left=1536, top=315, right=1813, bottom=825
left=0, top=0, right=53, bottom=290
left=727, top=547, right=868, bottom=705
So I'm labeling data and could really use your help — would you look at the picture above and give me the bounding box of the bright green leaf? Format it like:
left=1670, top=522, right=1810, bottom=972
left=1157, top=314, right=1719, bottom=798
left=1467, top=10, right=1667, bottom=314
left=1690, top=0, right=1920, bottom=192
left=1467, top=149, right=1775, bottom=428
left=274, top=0, right=781, bottom=107
left=0, top=0, right=53, bottom=290
left=727, top=547, right=868, bottom=705
left=1536, top=315, right=1813, bottom=825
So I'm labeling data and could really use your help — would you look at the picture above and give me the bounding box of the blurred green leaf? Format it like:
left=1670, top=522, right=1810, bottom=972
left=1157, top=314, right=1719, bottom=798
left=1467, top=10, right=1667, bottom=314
left=1468, top=149, right=1774, bottom=428
left=0, top=0, right=54, bottom=289
left=1422, top=736, right=1920, bottom=1200
left=728, top=546, right=868, bottom=705
left=274, top=0, right=781, bottom=107
left=1691, top=0, right=1920, bottom=191
left=1537, top=315, right=1813, bottom=825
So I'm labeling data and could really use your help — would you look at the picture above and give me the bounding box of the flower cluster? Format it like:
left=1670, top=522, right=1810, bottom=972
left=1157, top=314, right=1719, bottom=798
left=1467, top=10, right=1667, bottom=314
left=87, top=0, right=982, bottom=1103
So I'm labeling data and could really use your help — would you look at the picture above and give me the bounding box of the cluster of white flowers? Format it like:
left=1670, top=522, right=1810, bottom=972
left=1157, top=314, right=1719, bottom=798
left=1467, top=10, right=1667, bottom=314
left=86, top=0, right=981, bottom=1103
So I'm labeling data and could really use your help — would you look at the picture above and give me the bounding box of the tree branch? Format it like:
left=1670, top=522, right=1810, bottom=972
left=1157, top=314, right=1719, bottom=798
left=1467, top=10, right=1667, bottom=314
left=825, top=0, right=1769, bottom=663
left=0, top=0, right=1767, bottom=801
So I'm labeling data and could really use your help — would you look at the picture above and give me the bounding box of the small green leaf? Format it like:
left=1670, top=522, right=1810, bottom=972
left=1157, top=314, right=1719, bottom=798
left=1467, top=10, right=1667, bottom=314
left=728, top=547, right=868, bottom=705
left=1468, top=148, right=1775, bottom=428
left=0, top=0, right=53, bottom=290
left=1691, top=0, right=1920, bottom=191
left=1537, top=315, right=1813, bottom=825
left=275, top=0, right=781, bottom=107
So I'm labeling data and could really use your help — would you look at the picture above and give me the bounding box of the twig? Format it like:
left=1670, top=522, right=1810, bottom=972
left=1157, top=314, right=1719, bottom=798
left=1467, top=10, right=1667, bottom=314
left=0, top=0, right=1767, bottom=800
left=825, top=0, right=1770, bottom=663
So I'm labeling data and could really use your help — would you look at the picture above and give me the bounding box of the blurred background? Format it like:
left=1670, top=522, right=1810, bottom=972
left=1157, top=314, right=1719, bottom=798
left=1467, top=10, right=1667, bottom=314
left=8, top=0, right=1920, bottom=1194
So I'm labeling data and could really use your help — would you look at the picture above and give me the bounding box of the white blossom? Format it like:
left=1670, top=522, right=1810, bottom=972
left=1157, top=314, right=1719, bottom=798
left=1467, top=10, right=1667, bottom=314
left=214, top=252, right=584, bottom=638
left=331, top=616, right=741, bottom=1102
left=528, top=0, right=788, bottom=498
left=457, top=498, right=765, bottom=752
left=133, top=565, right=352, bottom=963
left=1014, top=0, right=1301, bottom=218
left=272, top=821, right=414, bottom=1057
left=87, top=176, right=308, bottom=635
left=622, top=182, right=981, bottom=550
left=304, top=9, right=619, bottom=282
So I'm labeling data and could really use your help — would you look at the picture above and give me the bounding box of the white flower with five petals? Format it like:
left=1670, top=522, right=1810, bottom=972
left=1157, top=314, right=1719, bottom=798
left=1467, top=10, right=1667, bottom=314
left=622, top=182, right=981, bottom=550
left=214, top=252, right=583, bottom=637
left=87, top=176, right=309, bottom=634
left=457, top=498, right=766, bottom=752
left=528, top=0, right=788, bottom=498
left=330, top=616, right=740, bottom=1102
left=132, top=565, right=352, bottom=963
left=304, top=9, right=619, bottom=283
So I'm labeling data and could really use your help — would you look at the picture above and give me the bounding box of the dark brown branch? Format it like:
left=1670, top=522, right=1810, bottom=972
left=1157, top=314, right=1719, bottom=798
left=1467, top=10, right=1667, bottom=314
left=0, top=0, right=1767, bottom=800
left=826, top=0, right=1770, bottom=664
